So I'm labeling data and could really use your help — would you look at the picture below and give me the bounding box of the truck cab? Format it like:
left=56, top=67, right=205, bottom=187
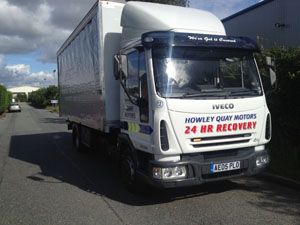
left=114, top=3, right=272, bottom=188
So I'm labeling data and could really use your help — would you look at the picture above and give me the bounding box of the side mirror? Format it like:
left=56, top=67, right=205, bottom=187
left=113, top=54, right=128, bottom=80
left=266, top=56, right=277, bottom=88
left=120, top=55, right=128, bottom=80
left=113, top=55, right=120, bottom=80
left=264, top=56, right=277, bottom=94
left=257, top=55, right=277, bottom=95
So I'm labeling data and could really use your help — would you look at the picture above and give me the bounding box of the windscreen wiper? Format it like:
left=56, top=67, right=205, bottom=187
left=230, top=89, right=261, bottom=96
left=181, top=91, right=230, bottom=99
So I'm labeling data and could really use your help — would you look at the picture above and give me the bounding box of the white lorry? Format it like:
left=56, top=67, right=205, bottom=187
left=57, top=1, right=275, bottom=188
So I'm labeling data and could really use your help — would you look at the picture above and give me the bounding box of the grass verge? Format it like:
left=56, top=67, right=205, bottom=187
left=46, top=105, right=59, bottom=113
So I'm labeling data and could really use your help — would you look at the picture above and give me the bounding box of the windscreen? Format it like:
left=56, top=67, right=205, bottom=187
left=152, top=47, right=262, bottom=98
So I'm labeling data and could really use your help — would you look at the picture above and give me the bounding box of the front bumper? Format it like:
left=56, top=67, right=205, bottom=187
left=137, top=147, right=269, bottom=188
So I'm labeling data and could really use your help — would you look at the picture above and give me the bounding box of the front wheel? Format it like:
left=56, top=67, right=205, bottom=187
left=120, top=149, right=140, bottom=190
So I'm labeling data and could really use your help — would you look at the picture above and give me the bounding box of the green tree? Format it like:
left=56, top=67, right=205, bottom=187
left=16, top=93, right=28, bottom=102
left=45, top=85, right=59, bottom=101
left=126, top=0, right=189, bottom=7
left=28, top=88, right=47, bottom=108
left=28, top=85, right=59, bottom=108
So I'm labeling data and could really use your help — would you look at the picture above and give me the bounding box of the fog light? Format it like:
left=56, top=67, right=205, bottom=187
left=152, top=166, right=187, bottom=180
left=255, top=145, right=265, bottom=152
left=256, top=155, right=269, bottom=167
left=153, top=167, right=162, bottom=179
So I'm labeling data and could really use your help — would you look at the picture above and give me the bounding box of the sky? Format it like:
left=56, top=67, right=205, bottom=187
left=0, top=0, right=261, bottom=88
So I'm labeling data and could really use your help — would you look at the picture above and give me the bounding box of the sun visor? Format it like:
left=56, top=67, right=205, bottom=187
left=141, top=31, right=259, bottom=51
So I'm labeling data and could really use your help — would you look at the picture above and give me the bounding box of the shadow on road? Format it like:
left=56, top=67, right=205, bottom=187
left=8, top=132, right=300, bottom=214
left=39, top=118, right=66, bottom=124
left=232, top=177, right=300, bottom=217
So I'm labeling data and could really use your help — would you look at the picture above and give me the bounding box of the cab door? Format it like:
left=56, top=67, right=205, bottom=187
left=120, top=49, right=152, bottom=153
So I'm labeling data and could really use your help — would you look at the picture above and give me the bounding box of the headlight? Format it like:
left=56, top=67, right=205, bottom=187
left=153, top=166, right=187, bottom=180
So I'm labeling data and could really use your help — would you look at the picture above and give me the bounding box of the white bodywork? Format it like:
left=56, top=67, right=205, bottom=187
left=121, top=1, right=225, bottom=44
left=152, top=96, right=269, bottom=156
left=118, top=2, right=270, bottom=161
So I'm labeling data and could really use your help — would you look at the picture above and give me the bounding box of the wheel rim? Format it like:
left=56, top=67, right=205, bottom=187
left=121, top=155, right=135, bottom=185
left=75, top=134, right=80, bottom=148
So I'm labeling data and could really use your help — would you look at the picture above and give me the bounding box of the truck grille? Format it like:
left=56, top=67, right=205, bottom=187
left=191, top=133, right=252, bottom=148
left=202, top=148, right=252, bottom=160
left=202, top=168, right=247, bottom=180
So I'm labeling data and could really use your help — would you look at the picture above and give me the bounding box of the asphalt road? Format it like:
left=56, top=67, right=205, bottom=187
left=0, top=103, right=299, bottom=225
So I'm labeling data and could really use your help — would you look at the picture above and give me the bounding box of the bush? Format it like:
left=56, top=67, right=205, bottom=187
left=28, top=88, right=47, bottom=108
left=28, top=86, right=59, bottom=109
left=256, top=47, right=300, bottom=181
left=0, top=85, right=12, bottom=114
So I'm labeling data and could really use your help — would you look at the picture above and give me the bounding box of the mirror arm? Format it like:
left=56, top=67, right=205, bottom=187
left=119, top=81, right=139, bottom=106
left=113, top=55, right=120, bottom=80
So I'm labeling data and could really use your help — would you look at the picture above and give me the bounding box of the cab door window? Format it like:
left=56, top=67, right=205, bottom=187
left=126, top=51, right=139, bottom=97
left=126, top=50, right=149, bottom=123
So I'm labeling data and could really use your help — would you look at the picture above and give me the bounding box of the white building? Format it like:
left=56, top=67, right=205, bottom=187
left=8, top=86, right=39, bottom=97
left=222, top=0, right=300, bottom=49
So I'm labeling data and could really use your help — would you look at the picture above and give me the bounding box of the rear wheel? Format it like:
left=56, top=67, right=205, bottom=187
left=72, top=124, right=85, bottom=152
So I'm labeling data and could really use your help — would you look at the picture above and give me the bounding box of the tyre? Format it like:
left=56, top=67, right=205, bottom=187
left=72, top=124, right=85, bottom=152
left=120, top=148, right=138, bottom=190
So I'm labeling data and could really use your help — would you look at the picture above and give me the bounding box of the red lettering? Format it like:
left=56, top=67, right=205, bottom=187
left=207, top=125, right=213, bottom=133
left=216, top=124, right=222, bottom=132
left=214, top=121, right=257, bottom=133
left=238, top=123, right=243, bottom=130
left=232, top=123, right=237, bottom=130
left=223, top=124, right=227, bottom=132
left=185, top=126, right=190, bottom=134
left=191, top=126, right=197, bottom=134
left=200, top=125, right=207, bottom=133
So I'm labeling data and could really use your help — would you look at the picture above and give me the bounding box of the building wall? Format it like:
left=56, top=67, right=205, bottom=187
left=223, top=0, right=300, bottom=49
left=8, top=86, right=39, bottom=97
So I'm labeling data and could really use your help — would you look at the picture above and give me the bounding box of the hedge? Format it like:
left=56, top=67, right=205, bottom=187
left=0, top=85, right=12, bottom=114
left=256, top=47, right=300, bottom=181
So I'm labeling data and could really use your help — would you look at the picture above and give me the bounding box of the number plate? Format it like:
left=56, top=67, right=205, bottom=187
left=210, top=161, right=240, bottom=173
